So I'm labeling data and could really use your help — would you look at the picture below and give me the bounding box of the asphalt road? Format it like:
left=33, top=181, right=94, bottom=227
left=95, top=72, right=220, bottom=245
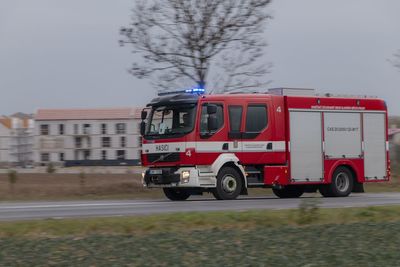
left=0, top=193, right=400, bottom=221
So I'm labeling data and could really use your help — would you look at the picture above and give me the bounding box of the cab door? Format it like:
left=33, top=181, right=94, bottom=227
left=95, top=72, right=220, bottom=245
left=239, top=100, right=274, bottom=165
left=227, top=103, right=244, bottom=154
left=195, top=101, right=227, bottom=165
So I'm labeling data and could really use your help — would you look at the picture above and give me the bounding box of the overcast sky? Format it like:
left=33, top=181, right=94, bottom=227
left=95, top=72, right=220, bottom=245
left=1, top=0, right=399, bottom=115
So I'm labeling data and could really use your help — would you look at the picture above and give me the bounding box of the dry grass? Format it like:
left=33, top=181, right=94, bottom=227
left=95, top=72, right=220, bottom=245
left=0, top=173, right=163, bottom=201
left=0, top=171, right=398, bottom=201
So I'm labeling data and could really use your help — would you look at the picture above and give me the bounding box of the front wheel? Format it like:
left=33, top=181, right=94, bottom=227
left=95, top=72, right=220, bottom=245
left=163, top=188, right=191, bottom=201
left=212, top=167, right=243, bottom=200
left=272, top=186, right=304, bottom=198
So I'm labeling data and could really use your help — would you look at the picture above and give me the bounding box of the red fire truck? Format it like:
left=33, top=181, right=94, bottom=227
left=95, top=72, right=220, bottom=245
left=140, top=88, right=389, bottom=200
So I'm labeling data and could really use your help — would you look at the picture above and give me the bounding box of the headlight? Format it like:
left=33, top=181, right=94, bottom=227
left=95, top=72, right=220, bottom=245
left=181, top=171, right=190, bottom=183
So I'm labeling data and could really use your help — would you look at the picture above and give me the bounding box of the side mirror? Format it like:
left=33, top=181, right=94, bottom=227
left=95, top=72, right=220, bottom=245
left=207, top=115, right=218, bottom=132
left=141, top=110, right=148, bottom=120
left=140, top=121, right=146, bottom=136
left=207, top=105, right=217, bottom=115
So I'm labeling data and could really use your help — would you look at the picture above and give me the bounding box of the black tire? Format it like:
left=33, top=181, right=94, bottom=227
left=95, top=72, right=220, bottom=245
left=272, top=186, right=304, bottom=198
left=319, top=166, right=354, bottom=197
left=212, top=167, right=243, bottom=200
left=318, top=185, right=332, bottom=197
left=163, top=188, right=191, bottom=201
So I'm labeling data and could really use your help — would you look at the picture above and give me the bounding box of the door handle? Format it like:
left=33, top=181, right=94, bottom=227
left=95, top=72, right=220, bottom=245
left=222, top=143, right=229, bottom=150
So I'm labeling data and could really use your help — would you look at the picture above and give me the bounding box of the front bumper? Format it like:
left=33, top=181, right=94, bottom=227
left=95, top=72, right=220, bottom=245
left=143, top=167, right=216, bottom=188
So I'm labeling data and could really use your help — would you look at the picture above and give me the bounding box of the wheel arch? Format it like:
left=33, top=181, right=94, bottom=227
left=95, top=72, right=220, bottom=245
left=326, top=160, right=361, bottom=184
left=211, top=153, right=247, bottom=189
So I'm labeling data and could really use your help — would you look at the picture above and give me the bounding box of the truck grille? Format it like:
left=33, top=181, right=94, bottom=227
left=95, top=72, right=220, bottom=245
left=147, top=153, right=180, bottom=163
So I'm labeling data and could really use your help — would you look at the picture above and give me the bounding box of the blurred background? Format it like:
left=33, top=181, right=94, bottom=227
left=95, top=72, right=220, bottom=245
left=0, top=1, right=400, bottom=266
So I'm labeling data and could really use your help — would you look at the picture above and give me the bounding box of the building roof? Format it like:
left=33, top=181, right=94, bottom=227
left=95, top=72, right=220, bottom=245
left=10, top=112, right=33, bottom=119
left=35, top=108, right=144, bottom=121
left=0, top=117, right=12, bottom=129
left=0, top=116, right=33, bottom=129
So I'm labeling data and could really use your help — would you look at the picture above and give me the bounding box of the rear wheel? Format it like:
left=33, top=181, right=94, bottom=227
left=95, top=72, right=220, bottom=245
left=212, top=167, right=243, bottom=200
left=319, top=166, right=354, bottom=197
left=163, top=188, right=191, bottom=201
left=272, top=186, right=304, bottom=198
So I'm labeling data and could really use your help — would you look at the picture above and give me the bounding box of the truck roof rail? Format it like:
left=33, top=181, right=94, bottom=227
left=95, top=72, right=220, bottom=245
left=317, top=93, right=378, bottom=98
left=226, top=91, right=262, bottom=94
left=222, top=88, right=378, bottom=99
left=268, top=88, right=316, bottom=96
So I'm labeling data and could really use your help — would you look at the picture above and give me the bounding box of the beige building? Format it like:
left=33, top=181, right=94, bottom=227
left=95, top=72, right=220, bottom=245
left=389, top=128, right=400, bottom=163
left=34, top=108, right=143, bottom=166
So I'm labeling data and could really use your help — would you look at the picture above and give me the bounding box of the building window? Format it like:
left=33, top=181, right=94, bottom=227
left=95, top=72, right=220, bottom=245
left=40, top=125, right=49, bottom=135
left=116, top=150, right=126, bottom=160
left=74, top=124, right=79, bottom=135
left=102, top=137, right=111, bottom=148
left=101, top=123, right=107, bottom=135
left=59, top=124, right=64, bottom=135
left=116, top=123, right=126, bottom=134
left=59, top=153, right=65, bottom=161
left=75, top=137, right=82, bottom=148
left=84, top=150, right=90, bottom=160
left=41, top=153, right=50, bottom=162
left=101, top=150, right=107, bottom=160
left=120, top=136, right=126, bottom=147
left=83, top=124, right=91, bottom=135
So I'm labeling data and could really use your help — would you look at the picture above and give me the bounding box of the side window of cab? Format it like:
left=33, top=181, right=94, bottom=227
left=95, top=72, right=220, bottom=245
left=243, top=104, right=268, bottom=138
left=200, top=103, right=224, bottom=137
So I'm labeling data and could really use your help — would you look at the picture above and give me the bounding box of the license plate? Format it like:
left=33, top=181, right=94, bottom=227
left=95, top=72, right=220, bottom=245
left=149, top=169, right=162, bottom=175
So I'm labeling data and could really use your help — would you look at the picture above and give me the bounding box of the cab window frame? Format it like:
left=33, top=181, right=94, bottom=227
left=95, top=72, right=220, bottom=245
left=199, top=102, right=225, bottom=138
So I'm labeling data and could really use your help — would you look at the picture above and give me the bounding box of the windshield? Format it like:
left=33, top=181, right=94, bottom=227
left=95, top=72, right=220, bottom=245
left=146, top=105, right=197, bottom=137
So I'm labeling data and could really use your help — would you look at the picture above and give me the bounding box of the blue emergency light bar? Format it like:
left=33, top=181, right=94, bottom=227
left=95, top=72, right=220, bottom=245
left=185, top=88, right=205, bottom=94
left=158, top=87, right=205, bottom=96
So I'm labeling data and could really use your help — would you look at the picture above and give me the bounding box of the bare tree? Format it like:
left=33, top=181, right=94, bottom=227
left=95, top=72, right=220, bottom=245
left=391, top=49, right=400, bottom=71
left=120, top=0, right=272, bottom=94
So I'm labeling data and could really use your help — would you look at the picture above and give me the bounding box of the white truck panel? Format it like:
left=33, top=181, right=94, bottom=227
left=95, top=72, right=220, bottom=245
left=324, top=112, right=362, bottom=159
left=363, top=113, right=387, bottom=179
left=289, top=111, right=323, bottom=181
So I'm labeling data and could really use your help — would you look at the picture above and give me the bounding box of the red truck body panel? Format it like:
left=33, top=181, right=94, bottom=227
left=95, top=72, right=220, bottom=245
left=142, top=93, right=389, bottom=187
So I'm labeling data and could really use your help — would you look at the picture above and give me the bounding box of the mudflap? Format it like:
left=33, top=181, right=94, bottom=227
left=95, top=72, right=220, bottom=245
left=241, top=187, right=248, bottom=195
left=352, top=182, right=365, bottom=193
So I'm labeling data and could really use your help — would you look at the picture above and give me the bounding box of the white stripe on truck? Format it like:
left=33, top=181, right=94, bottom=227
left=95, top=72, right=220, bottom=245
left=142, top=141, right=286, bottom=154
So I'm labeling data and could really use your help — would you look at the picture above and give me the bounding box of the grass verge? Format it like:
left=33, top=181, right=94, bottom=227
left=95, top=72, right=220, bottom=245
left=1, top=206, right=400, bottom=266
left=1, top=205, right=400, bottom=238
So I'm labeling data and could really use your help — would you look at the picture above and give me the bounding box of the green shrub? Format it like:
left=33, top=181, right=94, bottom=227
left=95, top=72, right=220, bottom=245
left=46, top=162, right=56, bottom=174
left=79, top=170, right=86, bottom=190
left=8, top=170, right=18, bottom=192
left=296, top=198, right=321, bottom=225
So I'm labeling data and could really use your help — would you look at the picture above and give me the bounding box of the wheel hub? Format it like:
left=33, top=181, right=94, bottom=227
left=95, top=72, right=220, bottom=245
left=336, top=172, right=349, bottom=192
left=222, top=175, right=237, bottom=193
